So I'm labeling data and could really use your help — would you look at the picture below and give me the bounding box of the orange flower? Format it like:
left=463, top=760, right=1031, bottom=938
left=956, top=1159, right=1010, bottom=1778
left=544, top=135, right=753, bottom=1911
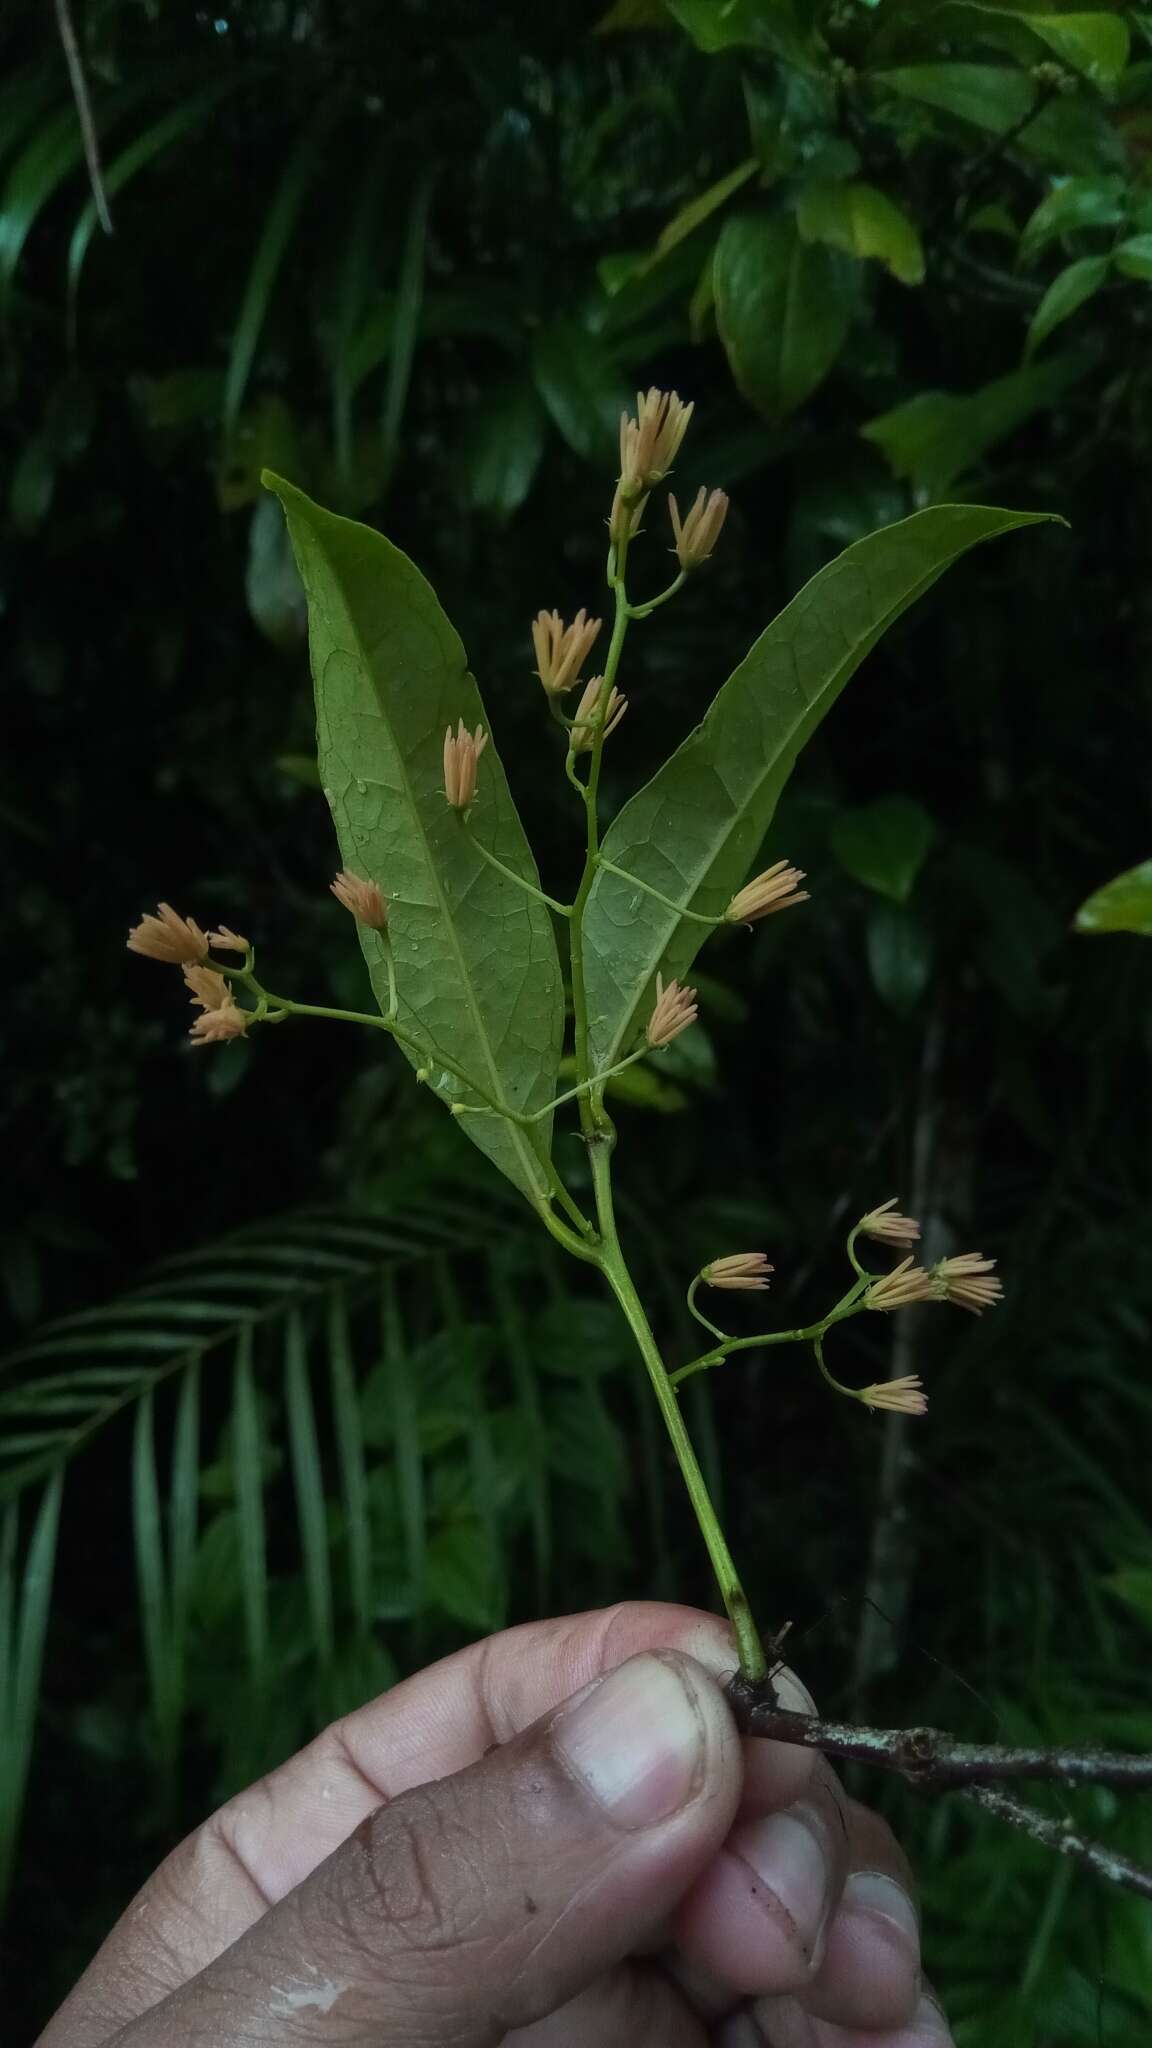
left=859, top=1198, right=921, bottom=1248
left=932, top=1253, right=1003, bottom=1314
left=443, top=721, right=488, bottom=811
left=726, top=862, right=809, bottom=924
left=127, top=903, right=210, bottom=965
left=330, top=872, right=389, bottom=930
left=669, top=487, right=728, bottom=570
left=531, top=609, right=602, bottom=698
left=188, top=1003, right=249, bottom=1045
left=207, top=925, right=250, bottom=954
left=182, top=965, right=232, bottom=1012
left=646, top=972, right=698, bottom=1049
left=569, top=675, right=627, bottom=753
left=858, top=1376, right=928, bottom=1417
left=702, top=1253, right=774, bottom=1292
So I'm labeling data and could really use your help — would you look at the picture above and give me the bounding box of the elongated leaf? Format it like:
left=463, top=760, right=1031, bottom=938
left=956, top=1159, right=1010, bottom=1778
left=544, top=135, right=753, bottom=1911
left=0, top=1474, right=62, bottom=1908
left=713, top=212, right=857, bottom=422
left=861, top=350, right=1093, bottom=496
left=531, top=320, right=629, bottom=463
left=224, top=117, right=329, bottom=431
left=0, top=80, right=152, bottom=302
left=132, top=1390, right=176, bottom=1765
left=797, top=181, right=925, bottom=286
left=232, top=1330, right=270, bottom=1691
left=651, top=159, right=759, bottom=262
left=1026, top=253, right=1110, bottom=354
left=381, top=170, right=434, bottom=479
left=1114, top=234, right=1152, bottom=282
left=267, top=474, right=564, bottom=1206
left=490, top=1261, right=550, bottom=1607
left=1073, top=860, right=1152, bottom=936
left=382, top=1276, right=425, bottom=1610
left=583, top=506, right=1058, bottom=1072
left=830, top=795, right=938, bottom=903
left=67, top=82, right=234, bottom=326
left=327, top=1292, right=372, bottom=1634
left=284, top=1311, right=334, bottom=1664
left=1020, top=176, right=1125, bottom=259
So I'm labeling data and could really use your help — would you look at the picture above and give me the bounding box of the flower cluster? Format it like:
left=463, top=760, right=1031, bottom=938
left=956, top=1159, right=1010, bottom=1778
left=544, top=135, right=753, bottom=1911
left=443, top=722, right=488, bottom=812
left=531, top=609, right=602, bottom=699
left=127, top=905, right=253, bottom=1046
left=701, top=1252, right=774, bottom=1292
left=646, top=973, right=698, bottom=1049
left=725, top=862, right=809, bottom=925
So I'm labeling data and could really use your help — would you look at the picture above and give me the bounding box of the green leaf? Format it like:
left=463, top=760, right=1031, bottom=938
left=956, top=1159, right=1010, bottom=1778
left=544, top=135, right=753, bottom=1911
left=1026, top=253, right=1110, bottom=353
left=652, top=159, right=760, bottom=261
left=830, top=796, right=938, bottom=902
left=531, top=320, right=629, bottom=463
left=284, top=1312, right=335, bottom=1665
left=381, top=170, right=434, bottom=481
left=231, top=1330, right=270, bottom=1695
left=874, top=63, right=1039, bottom=135
left=713, top=212, right=857, bottom=421
left=327, top=1294, right=372, bottom=1637
left=666, top=0, right=815, bottom=62
left=426, top=1518, right=502, bottom=1631
left=0, top=1475, right=62, bottom=1909
left=1114, top=233, right=1152, bottom=281
left=463, top=378, right=546, bottom=518
left=861, top=350, right=1092, bottom=496
left=1105, top=1566, right=1152, bottom=1630
left=866, top=901, right=934, bottom=1010
left=583, top=505, right=1057, bottom=1073
left=1073, top=860, right=1152, bottom=936
left=1020, top=175, right=1125, bottom=257
left=797, top=180, right=925, bottom=285
left=266, top=473, right=564, bottom=1207
left=1028, top=12, right=1130, bottom=84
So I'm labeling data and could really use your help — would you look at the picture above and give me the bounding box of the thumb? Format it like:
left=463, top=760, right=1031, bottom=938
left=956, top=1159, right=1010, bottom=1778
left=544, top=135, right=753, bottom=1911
left=115, top=1650, right=742, bottom=2047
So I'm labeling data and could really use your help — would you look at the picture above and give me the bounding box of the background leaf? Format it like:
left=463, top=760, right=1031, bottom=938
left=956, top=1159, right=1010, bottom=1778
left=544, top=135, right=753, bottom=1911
left=268, top=475, right=564, bottom=1206
left=797, top=181, right=925, bottom=286
left=1073, top=861, right=1152, bottom=936
left=713, top=211, right=857, bottom=422
left=1026, top=254, right=1110, bottom=355
left=830, top=796, right=938, bottom=902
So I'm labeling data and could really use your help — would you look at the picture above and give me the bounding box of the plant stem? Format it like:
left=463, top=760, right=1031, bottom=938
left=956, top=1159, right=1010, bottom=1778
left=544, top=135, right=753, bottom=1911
left=460, top=821, right=573, bottom=917
left=595, top=857, right=724, bottom=928
left=590, top=1142, right=767, bottom=1683
left=628, top=571, right=686, bottom=618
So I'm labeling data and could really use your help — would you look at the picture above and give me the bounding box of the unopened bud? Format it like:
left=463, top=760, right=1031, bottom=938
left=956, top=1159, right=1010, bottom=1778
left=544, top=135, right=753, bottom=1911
left=859, top=1198, right=921, bottom=1248
left=931, top=1253, right=1003, bottom=1314
left=858, top=1376, right=928, bottom=1416
left=864, top=1257, right=936, bottom=1312
left=443, top=721, right=488, bottom=812
left=207, top=925, right=250, bottom=954
left=619, top=388, right=693, bottom=494
left=570, top=675, right=627, bottom=753
left=701, top=1252, right=773, bottom=1292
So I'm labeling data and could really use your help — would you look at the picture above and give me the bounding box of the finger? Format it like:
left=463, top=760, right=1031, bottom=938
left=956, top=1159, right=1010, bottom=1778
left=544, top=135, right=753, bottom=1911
left=799, top=1799, right=921, bottom=2032
left=110, top=1652, right=743, bottom=2048
left=739, top=1981, right=954, bottom=2045
left=39, top=1601, right=744, bottom=2047
left=507, top=1962, right=707, bottom=2047
left=672, top=1753, right=852, bottom=1996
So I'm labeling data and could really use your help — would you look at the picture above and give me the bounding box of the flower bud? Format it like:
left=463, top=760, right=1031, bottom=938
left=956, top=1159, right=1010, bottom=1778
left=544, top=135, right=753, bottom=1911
left=701, top=1252, right=774, bottom=1292
left=646, top=972, right=698, bottom=1049
left=725, top=862, right=809, bottom=925
left=443, top=721, right=488, bottom=811
left=207, top=925, right=250, bottom=954
left=864, top=1257, right=936, bottom=1311
left=858, top=1376, right=928, bottom=1416
left=330, top=872, right=389, bottom=931
left=669, top=487, right=728, bottom=570
left=569, top=675, right=627, bottom=753
left=531, top=609, right=602, bottom=698
left=859, top=1198, right=921, bottom=1248
left=931, top=1253, right=1003, bottom=1314
left=619, top=388, right=693, bottom=494
left=127, top=903, right=210, bottom=965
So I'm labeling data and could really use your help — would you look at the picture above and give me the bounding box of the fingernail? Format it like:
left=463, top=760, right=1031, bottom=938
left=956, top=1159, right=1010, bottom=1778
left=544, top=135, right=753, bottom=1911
left=914, top=1990, right=954, bottom=2040
left=842, top=1870, right=920, bottom=1956
left=553, top=1652, right=705, bottom=1829
left=728, top=1804, right=832, bottom=1962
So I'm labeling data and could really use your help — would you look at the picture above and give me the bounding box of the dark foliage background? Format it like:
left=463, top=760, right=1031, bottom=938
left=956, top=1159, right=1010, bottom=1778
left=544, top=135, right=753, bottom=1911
left=2, top=1, right=1151, bottom=2040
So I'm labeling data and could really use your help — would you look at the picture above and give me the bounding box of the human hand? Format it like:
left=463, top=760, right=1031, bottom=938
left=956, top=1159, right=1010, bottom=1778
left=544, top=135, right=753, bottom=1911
left=38, top=1602, right=952, bottom=2047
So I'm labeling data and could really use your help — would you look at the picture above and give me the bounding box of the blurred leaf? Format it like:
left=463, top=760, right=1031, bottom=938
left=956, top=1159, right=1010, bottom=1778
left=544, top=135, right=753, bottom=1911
left=558, top=1054, right=688, bottom=1112
left=713, top=211, right=857, bottom=421
left=1026, top=253, right=1110, bottom=354
left=1019, top=175, right=1125, bottom=257
left=245, top=495, right=306, bottom=648
left=1029, top=12, right=1130, bottom=84
left=426, top=1518, right=502, bottom=1630
left=0, top=1476, right=63, bottom=1909
left=862, top=352, right=1091, bottom=495
left=797, top=180, right=925, bottom=285
left=584, top=506, right=1056, bottom=1073
left=218, top=395, right=303, bottom=512
left=874, top=63, right=1040, bottom=135
left=223, top=114, right=331, bottom=431
left=381, top=170, right=434, bottom=483
left=866, top=901, right=934, bottom=1010
left=275, top=754, right=323, bottom=788
left=665, top=0, right=766, bottom=51
left=8, top=437, right=56, bottom=535
left=1073, top=860, right=1152, bottom=936
left=532, top=1298, right=627, bottom=1378
left=531, top=320, right=629, bottom=462
left=1104, top=1567, right=1152, bottom=1629
left=134, top=368, right=224, bottom=431
left=1114, top=233, right=1152, bottom=280
left=651, top=158, right=760, bottom=260
left=595, top=0, right=668, bottom=25
left=463, top=378, right=546, bottom=518
left=830, top=796, right=938, bottom=902
left=268, top=476, right=564, bottom=1205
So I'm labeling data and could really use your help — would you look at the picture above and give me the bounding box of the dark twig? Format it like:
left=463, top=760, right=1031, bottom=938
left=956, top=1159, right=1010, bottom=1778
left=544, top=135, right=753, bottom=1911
left=53, top=0, right=113, bottom=236
left=961, top=1787, right=1152, bottom=1904
left=726, top=1688, right=1152, bottom=1792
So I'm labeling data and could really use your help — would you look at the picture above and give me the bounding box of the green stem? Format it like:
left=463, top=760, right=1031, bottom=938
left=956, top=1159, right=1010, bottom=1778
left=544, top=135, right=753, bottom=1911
left=595, top=857, right=725, bottom=929
left=461, top=821, right=573, bottom=918
left=591, top=1142, right=767, bottom=1683
left=627, top=570, right=686, bottom=619
left=686, top=1273, right=732, bottom=1344
left=454, top=1043, right=650, bottom=1127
